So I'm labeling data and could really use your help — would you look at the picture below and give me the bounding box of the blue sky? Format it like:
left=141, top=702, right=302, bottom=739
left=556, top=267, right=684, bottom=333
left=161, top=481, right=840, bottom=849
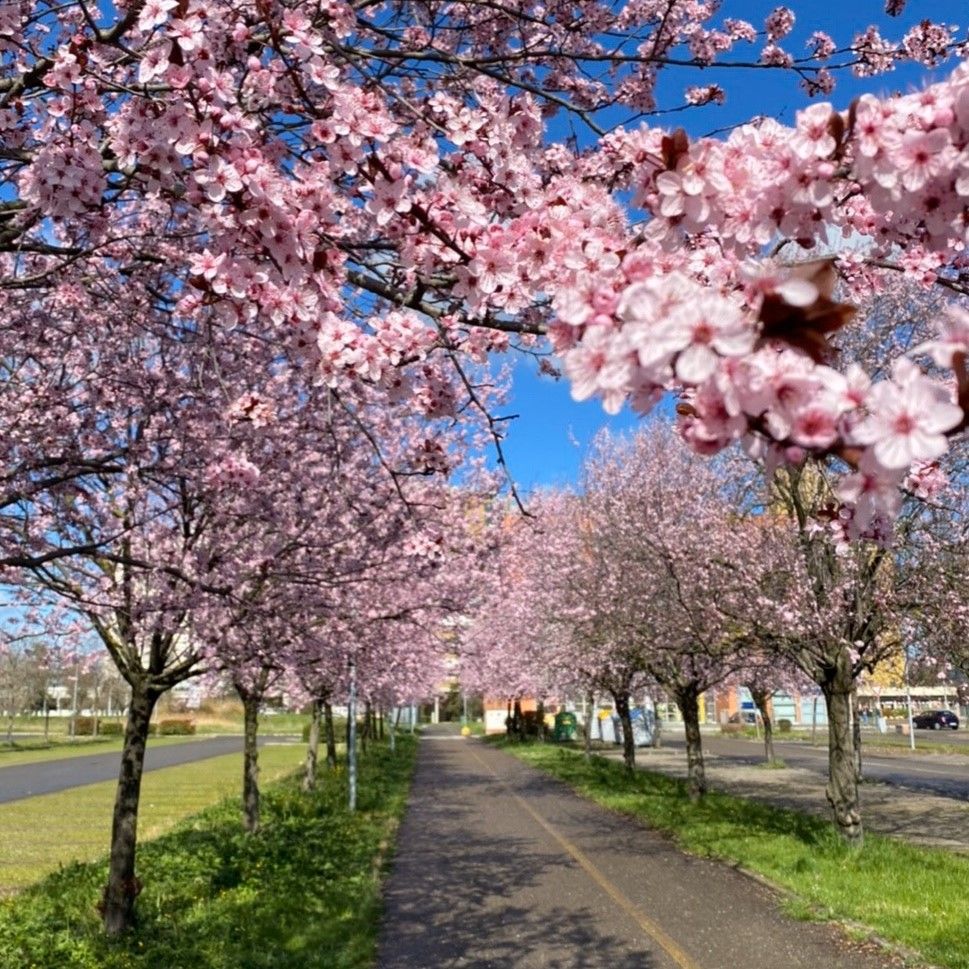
left=500, top=0, right=969, bottom=493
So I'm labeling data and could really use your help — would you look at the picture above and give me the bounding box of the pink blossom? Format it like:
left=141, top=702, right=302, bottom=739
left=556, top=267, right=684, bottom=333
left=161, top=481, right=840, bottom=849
left=853, top=360, right=964, bottom=469
left=138, top=0, right=178, bottom=31
left=835, top=453, right=904, bottom=538
left=915, top=306, right=969, bottom=368
left=765, top=7, right=796, bottom=42
left=895, top=128, right=953, bottom=193
left=904, top=460, right=948, bottom=499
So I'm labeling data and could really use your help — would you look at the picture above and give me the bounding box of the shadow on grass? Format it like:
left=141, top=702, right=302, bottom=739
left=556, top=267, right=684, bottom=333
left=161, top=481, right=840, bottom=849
left=504, top=740, right=844, bottom=854
left=0, top=738, right=416, bottom=969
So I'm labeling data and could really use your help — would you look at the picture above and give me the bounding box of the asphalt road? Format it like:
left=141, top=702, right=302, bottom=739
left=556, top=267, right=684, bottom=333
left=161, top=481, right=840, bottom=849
left=664, top=734, right=969, bottom=800
left=376, top=727, right=902, bottom=969
left=0, top=736, right=291, bottom=805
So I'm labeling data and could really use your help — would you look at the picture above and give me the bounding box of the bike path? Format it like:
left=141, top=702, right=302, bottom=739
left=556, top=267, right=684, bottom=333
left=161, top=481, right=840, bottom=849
left=0, top=736, right=295, bottom=804
left=376, top=729, right=899, bottom=969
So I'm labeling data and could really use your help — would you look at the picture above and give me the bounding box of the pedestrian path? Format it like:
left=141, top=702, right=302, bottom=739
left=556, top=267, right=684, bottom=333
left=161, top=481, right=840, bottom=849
left=376, top=728, right=902, bottom=969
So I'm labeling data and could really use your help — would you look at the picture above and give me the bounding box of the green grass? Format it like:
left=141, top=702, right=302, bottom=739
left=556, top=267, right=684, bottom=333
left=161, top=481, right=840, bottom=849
left=0, top=736, right=416, bottom=969
left=0, top=744, right=305, bottom=891
left=860, top=735, right=968, bottom=757
left=499, top=741, right=969, bottom=969
left=4, top=710, right=311, bottom=739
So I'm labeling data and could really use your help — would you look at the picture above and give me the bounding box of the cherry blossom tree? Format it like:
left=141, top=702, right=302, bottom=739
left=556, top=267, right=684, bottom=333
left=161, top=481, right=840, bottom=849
left=6, top=5, right=969, bottom=931
left=578, top=426, right=758, bottom=797
left=731, top=653, right=813, bottom=765
left=4, top=1, right=969, bottom=542
left=740, top=452, right=969, bottom=844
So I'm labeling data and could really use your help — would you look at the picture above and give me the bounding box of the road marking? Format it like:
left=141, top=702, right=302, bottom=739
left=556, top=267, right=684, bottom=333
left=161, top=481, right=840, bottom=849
left=469, top=746, right=700, bottom=969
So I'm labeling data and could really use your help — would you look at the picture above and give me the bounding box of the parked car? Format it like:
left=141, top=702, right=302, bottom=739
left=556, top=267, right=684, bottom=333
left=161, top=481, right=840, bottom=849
left=912, top=710, right=960, bottom=730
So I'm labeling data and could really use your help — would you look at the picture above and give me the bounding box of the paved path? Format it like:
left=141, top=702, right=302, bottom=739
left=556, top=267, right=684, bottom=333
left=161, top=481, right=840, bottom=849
left=0, top=736, right=297, bottom=804
left=376, top=728, right=900, bottom=969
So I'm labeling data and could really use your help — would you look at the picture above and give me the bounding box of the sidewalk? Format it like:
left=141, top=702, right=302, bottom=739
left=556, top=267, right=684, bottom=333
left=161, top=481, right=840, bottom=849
left=596, top=739, right=969, bottom=854
left=376, top=727, right=906, bottom=969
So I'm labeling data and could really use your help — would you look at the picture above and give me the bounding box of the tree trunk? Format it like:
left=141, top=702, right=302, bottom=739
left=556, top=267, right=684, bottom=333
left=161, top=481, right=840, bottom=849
left=512, top=699, right=523, bottom=741
left=613, top=691, right=635, bottom=772
left=378, top=707, right=384, bottom=740
left=583, top=691, right=594, bottom=760
left=348, top=658, right=357, bottom=812
left=821, top=665, right=864, bottom=846
left=101, top=682, right=157, bottom=935
left=675, top=686, right=706, bottom=801
left=241, top=693, right=260, bottom=833
left=323, top=701, right=336, bottom=770
left=536, top=700, right=546, bottom=742
left=749, top=686, right=775, bottom=765
left=303, top=698, right=321, bottom=792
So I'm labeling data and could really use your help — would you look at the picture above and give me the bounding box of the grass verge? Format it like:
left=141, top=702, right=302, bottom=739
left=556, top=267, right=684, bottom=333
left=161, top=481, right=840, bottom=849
left=498, top=740, right=969, bottom=969
left=0, top=743, right=305, bottom=891
left=0, top=735, right=416, bottom=969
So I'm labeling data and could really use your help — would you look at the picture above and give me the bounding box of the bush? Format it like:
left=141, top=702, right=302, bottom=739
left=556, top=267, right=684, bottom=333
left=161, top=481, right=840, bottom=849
left=99, top=721, right=124, bottom=736
left=72, top=717, right=99, bottom=736
left=158, top=718, right=196, bottom=736
left=777, top=719, right=793, bottom=733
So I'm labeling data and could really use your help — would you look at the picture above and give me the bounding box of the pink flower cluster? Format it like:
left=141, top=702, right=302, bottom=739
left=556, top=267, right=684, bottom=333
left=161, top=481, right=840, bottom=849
left=316, top=311, right=437, bottom=388
left=547, top=66, right=969, bottom=536
left=205, top=454, right=261, bottom=490
left=20, top=138, right=105, bottom=219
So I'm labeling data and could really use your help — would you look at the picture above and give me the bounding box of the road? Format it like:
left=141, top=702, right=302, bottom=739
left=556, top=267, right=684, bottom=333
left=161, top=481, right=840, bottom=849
left=662, top=733, right=969, bottom=801
left=0, top=736, right=295, bottom=804
left=376, top=727, right=902, bottom=969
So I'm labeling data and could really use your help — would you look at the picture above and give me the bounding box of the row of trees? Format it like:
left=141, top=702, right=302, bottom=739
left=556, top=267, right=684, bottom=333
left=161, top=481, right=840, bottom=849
left=0, top=270, right=505, bottom=932
left=3, top=0, right=969, bottom=942
left=0, top=643, right=130, bottom=740
left=462, top=420, right=967, bottom=845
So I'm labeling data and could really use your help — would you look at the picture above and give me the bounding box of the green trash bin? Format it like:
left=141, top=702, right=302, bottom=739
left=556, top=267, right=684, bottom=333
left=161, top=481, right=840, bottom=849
left=553, top=711, right=578, bottom=742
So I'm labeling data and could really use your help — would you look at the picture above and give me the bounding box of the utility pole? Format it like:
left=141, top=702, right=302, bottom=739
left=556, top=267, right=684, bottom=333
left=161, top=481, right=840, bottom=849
left=70, top=653, right=80, bottom=739
left=347, top=654, right=357, bottom=812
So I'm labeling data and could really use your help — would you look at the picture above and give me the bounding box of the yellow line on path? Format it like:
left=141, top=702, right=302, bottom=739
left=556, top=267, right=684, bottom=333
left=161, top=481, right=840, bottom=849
left=469, top=747, right=701, bottom=969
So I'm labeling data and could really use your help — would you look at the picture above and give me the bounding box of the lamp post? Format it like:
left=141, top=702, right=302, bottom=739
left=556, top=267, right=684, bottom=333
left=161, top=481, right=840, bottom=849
left=347, top=654, right=357, bottom=812
left=904, top=649, right=916, bottom=752
left=69, top=652, right=80, bottom=739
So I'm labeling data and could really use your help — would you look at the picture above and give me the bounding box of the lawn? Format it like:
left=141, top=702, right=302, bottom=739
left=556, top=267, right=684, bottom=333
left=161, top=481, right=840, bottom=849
left=0, top=736, right=416, bottom=969
left=0, top=743, right=304, bottom=891
left=500, top=740, right=969, bottom=969
left=4, top=707, right=312, bottom=739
